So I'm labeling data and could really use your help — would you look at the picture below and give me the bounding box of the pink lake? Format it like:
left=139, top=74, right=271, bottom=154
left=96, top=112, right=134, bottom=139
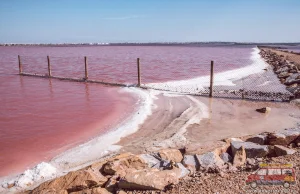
left=0, top=45, right=254, bottom=177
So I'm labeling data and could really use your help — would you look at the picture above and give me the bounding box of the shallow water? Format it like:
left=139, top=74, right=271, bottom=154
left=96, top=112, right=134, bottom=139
left=0, top=74, right=136, bottom=177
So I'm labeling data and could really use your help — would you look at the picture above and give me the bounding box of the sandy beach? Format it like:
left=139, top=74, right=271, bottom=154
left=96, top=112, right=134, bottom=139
left=118, top=92, right=300, bottom=155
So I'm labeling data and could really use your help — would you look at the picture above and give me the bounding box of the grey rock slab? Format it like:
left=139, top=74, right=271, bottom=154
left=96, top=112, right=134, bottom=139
left=220, top=153, right=233, bottom=163
left=231, top=141, right=269, bottom=158
left=246, top=135, right=267, bottom=145
left=176, top=163, right=190, bottom=178
left=182, top=155, right=199, bottom=169
left=274, top=145, right=296, bottom=156
left=195, top=152, right=224, bottom=168
left=139, top=154, right=161, bottom=168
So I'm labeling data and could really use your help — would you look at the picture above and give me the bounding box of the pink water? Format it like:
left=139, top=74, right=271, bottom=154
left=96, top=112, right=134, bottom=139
left=0, top=45, right=254, bottom=177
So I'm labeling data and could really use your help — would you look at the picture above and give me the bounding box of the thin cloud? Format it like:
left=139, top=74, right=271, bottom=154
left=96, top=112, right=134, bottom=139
left=101, top=15, right=145, bottom=20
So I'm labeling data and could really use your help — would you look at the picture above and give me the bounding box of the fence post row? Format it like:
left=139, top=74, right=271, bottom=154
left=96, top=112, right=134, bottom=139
left=137, top=58, right=141, bottom=87
left=209, top=60, right=214, bottom=97
left=84, top=56, right=88, bottom=80
left=18, top=55, right=22, bottom=74
left=47, top=56, right=52, bottom=77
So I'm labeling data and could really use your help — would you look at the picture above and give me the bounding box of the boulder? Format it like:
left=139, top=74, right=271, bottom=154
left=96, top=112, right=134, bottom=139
left=275, top=66, right=289, bottom=74
left=158, top=149, right=183, bottom=163
left=256, top=107, right=271, bottom=113
left=266, top=131, right=299, bottom=146
left=220, top=153, right=232, bottom=163
left=105, top=175, right=119, bottom=193
left=285, top=73, right=300, bottom=85
left=31, top=170, right=108, bottom=194
left=278, top=72, right=290, bottom=79
left=246, top=135, right=267, bottom=145
left=274, top=145, right=296, bottom=156
left=267, top=145, right=277, bottom=157
left=87, top=153, right=133, bottom=172
left=71, top=188, right=111, bottom=194
left=195, top=151, right=224, bottom=168
left=214, top=141, right=232, bottom=155
left=152, top=160, right=174, bottom=170
left=176, top=163, right=190, bottom=178
left=103, top=155, right=148, bottom=176
left=231, top=141, right=269, bottom=158
left=233, top=146, right=246, bottom=167
left=182, top=155, right=199, bottom=170
left=139, top=154, right=161, bottom=168
left=118, top=168, right=181, bottom=190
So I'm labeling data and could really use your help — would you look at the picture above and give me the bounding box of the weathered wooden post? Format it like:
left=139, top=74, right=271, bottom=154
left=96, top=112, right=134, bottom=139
left=47, top=56, right=52, bottom=77
left=18, top=55, right=23, bottom=74
left=137, top=58, right=141, bottom=87
left=84, top=56, right=88, bottom=80
left=209, top=61, right=214, bottom=97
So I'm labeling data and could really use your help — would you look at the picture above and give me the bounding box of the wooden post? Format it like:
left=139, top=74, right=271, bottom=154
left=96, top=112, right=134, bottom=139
left=137, top=58, right=141, bottom=87
left=18, top=55, right=22, bottom=74
left=47, top=56, right=52, bottom=77
left=84, top=56, right=88, bottom=80
left=209, top=61, right=214, bottom=97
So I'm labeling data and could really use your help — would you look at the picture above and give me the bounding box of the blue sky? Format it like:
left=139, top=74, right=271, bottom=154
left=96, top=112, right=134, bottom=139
left=0, top=0, right=299, bottom=43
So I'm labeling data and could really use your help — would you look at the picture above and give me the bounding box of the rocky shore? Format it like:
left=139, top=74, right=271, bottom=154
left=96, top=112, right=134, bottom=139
left=259, top=47, right=300, bottom=99
left=17, top=120, right=300, bottom=194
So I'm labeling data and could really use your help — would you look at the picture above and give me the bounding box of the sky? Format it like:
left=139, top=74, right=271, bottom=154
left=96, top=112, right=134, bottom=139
left=0, top=0, right=300, bottom=43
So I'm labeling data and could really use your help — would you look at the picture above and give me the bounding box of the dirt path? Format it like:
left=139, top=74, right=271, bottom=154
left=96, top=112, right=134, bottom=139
left=267, top=48, right=300, bottom=68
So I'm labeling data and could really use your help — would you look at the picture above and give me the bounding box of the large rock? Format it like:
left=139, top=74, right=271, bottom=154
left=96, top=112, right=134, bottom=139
left=139, top=154, right=161, bottom=168
left=118, top=168, right=181, bottom=190
left=87, top=153, right=133, bottom=172
left=275, top=66, right=289, bottom=74
left=220, top=153, right=233, bottom=163
left=152, top=160, right=174, bottom=170
left=266, top=131, right=299, bottom=146
left=246, top=135, right=267, bottom=145
left=274, top=145, right=296, bottom=156
left=231, top=141, right=269, bottom=158
left=105, top=175, right=118, bottom=193
left=285, top=73, right=300, bottom=85
left=182, top=155, right=199, bottom=173
left=158, top=149, right=183, bottom=163
left=182, top=155, right=199, bottom=170
left=233, top=146, right=246, bottom=167
left=71, top=188, right=111, bottom=194
left=278, top=72, right=290, bottom=79
left=176, top=163, right=190, bottom=178
left=103, top=155, right=148, bottom=176
left=31, top=170, right=108, bottom=194
left=215, top=140, right=232, bottom=155
left=195, top=151, right=224, bottom=168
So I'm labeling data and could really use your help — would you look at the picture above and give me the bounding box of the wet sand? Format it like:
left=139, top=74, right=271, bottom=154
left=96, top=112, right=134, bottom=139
left=118, top=93, right=300, bottom=154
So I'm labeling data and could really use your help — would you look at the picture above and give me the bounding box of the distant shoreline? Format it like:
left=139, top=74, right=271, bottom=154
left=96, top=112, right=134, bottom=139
left=0, top=42, right=300, bottom=47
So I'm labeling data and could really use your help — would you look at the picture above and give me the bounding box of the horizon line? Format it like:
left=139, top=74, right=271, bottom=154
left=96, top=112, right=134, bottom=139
left=1, top=41, right=300, bottom=45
